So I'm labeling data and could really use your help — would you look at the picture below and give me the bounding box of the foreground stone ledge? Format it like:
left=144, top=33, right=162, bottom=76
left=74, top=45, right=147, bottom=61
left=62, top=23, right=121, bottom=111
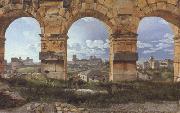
left=0, top=102, right=89, bottom=113
left=90, top=101, right=180, bottom=113
left=1, top=101, right=180, bottom=113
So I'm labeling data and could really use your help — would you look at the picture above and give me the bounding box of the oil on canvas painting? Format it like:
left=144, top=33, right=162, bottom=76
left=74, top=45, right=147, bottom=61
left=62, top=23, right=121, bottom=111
left=0, top=0, right=179, bottom=113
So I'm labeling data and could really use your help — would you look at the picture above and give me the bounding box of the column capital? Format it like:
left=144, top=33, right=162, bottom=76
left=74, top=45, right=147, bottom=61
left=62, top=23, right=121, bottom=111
left=174, top=35, right=180, bottom=43
left=111, top=32, right=138, bottom=40
left=0, top=38, right=5, bottom=48
left=174, top=58, right=180, bottom=63
left=39, top=51, right=64, bottom=61
left=0, top=37, right=6, bottom=41
left=39, top=34, right=44, bottom=38
left=174, top=35, right=180, bottom=39
left=113, top=52, right=138, bottom=62
left=111, top=31, right=138, bottom=39
left=39, top=34, right=45, bottom=41
left=47, top=33, right=67, bottom=41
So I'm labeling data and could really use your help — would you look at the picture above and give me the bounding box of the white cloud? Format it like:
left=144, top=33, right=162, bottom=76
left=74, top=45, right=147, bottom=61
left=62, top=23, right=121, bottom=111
left=103, top=42, right=109, bottom=48
left=5, top=17, right=42, bottom=62
left=137, top=41, right=153, bottom=49
left=67, top=39, right=109, bottom=60
left=86, top=40, right=108, bottom=50
left=151, top=40, right=159, bottom=43
left=68, top=43, right=82, bottom=51
left=81, top=17, right=96, bottom=23
left=137, top=17, right=173, bottom=59
left=104, top=39, right=109, bottom=48
left=151, top=33, right=174, bottom=45
left=164, top=48, right=174, bottom=55
left=155, top=43, right=171, bottom=49
left=143, top=49, right=156, bottom=54
left=141, top=32, right=174, bottom=55
left=142, top=41, right=173, bottom=55
left=161, top=33, right=174, bottom=44
left=159, top=19, right=169, bottom=25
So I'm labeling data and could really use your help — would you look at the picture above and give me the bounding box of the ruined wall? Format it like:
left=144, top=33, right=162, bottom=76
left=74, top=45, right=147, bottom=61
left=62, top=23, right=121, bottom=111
left=135, top=0, right=180, bottom=82
left=0, top=0, right=43, bottom=77
left=37, top=0, right=139, bottom=81
left=0, top=0, right=180, bottom=81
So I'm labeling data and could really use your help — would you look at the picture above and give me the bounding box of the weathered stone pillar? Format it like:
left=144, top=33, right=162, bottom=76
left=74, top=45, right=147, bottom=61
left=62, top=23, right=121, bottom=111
left=40, top=34, right=67, bottom=80
left=109, top=32, right=138, bottom=82
left=174, top=36, right=180, bottom=82
left=0, top=38, right=5, bottom=77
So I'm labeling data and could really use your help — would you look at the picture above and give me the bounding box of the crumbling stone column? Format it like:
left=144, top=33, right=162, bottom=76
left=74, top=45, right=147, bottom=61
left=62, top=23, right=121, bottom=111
left=174, top=36, right=180, bottom=82
left=109, top=32, right=138, bottom=82
left=40, top=34, right=67, bottom=80
left=0, top=37, right=5, bottom=77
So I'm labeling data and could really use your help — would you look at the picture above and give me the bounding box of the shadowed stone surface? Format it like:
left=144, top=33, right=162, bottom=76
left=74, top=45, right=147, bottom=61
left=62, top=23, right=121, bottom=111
left=0, top=101, right=180, bottom=113
left=0, top=82, right=26, bottom=109
left=0, top=102, right=88, bottom=113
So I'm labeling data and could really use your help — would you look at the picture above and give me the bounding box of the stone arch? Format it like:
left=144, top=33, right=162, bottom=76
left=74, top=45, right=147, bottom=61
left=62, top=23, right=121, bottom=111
left=32, top=0, right=139, bottom=82
left=0, top=4, right=44, bottom=36
left=49, top=0, right=121, bottom=36
left=61, top=8, right=137, bottom=81
left=65, top=11, right=115, bottom=37
left=135, top=0, right=180, bottom=27
left=0, top=11, right=43, bottom=37
left=37, top=0, right=180, bottom=82
left=135, top=0, right=180, bottom=82
left=63, top=10, right=116, bottom=81
left=0, top=1, right=43, bottom=76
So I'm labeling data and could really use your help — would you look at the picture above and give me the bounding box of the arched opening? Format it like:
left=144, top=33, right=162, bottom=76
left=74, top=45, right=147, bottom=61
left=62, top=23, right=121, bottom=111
left=3, top=17, right=41, bottom=78
left=67, top=17, right=110, bottom=82
left=137, top=17, right=174, bottom=82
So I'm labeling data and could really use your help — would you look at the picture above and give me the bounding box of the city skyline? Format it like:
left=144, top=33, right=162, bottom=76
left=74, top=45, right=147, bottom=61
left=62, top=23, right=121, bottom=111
left=4, top=56, right=38, bottom=63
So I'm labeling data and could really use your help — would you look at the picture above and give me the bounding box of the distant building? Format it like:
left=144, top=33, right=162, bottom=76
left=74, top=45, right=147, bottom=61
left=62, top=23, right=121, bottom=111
left=137, top=63, right=143, bottom=70
left=159, top=59, right=173, bottom=70
left=72, top=55, right=77, bottom=63
left=3, top=60, right=7, bottom=73
left=11, top=57, right=23, bottom=71
left=142, top=56, right=173, bottom=70
left=10, top=57, right=35, bottom=72
left=23, top=57, right=34, bottom=66
left=72, top=55, right=102, bottom=66
left=67, top=61, right=74, bottom=65
left=149, top=56, right=159, bottom=69
left=142, top=61, right=149, bottom=69
left=89, top=56, right=102, bottom=65
left=78, top=70, right=105, bottom=82
left=76, top=59, right=89, bottom=65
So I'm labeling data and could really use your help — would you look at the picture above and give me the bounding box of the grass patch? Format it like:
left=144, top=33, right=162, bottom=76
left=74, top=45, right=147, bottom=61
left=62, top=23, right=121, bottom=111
left=2, top=76, right=180, bottom=108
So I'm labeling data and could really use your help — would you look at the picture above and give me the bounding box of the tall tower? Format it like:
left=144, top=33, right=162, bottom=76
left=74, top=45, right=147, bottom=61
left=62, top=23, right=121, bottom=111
left=149, top=56, right=154, bottom=69
left=72, top=55, right=77, bottom=62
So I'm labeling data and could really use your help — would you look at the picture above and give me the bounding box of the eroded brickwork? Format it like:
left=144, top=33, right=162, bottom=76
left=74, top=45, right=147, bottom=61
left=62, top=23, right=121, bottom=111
left=110, top=32, right=138, bottom=82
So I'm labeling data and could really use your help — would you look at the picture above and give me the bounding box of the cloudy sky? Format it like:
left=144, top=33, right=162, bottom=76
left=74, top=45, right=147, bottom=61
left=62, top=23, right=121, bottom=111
left=67, top=17, right=109, bottom=61
left=5, top=16, right=174, bottom=62
left=137, top=17, right=174, bottom=62
left=5, top=17, right=41, bottom=63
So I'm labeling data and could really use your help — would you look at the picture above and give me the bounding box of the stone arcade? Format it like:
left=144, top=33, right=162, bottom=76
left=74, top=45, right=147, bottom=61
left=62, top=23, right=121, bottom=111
left=0, top=0, right=180, bottom=82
